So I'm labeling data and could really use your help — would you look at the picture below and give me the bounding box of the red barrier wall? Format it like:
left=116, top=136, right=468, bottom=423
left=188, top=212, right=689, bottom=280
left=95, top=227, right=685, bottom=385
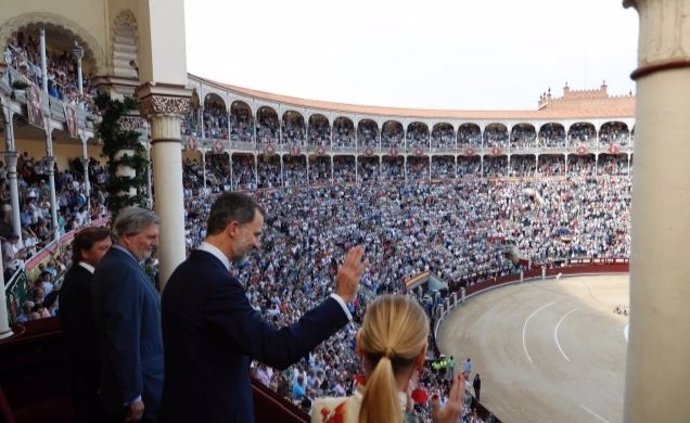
left=462, top=260, right=629, bottom=298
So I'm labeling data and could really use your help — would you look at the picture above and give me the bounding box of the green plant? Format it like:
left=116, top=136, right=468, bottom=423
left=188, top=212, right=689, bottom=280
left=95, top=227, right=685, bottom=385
left=94, top=93, right=149, bottom=216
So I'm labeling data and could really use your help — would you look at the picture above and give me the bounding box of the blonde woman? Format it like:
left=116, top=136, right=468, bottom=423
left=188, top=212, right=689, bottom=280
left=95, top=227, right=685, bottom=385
left=312, top=294, right=465, bottom=423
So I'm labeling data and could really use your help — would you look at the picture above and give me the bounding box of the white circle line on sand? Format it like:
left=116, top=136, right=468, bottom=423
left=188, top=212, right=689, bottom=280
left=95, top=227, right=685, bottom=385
left=522, top=301, right=556, bottom=364
left=554, top=306, right=580, bottom=362
left=580, top=404, right=610, bottom=423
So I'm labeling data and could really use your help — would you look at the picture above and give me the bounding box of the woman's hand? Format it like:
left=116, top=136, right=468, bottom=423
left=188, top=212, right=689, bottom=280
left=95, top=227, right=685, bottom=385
left=431, top=373, right=466, bottom=423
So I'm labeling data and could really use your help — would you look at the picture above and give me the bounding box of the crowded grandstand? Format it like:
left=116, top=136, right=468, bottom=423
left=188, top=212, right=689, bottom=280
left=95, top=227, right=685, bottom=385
left=1, top=26, right=634, bottom=423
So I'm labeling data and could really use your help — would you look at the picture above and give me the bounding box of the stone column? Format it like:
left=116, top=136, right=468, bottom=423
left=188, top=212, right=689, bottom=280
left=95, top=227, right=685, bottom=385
left=201, top=150, right=207, bottom=193
left=0, top=106, right=13, bottom=339
left=137, top=85, right=190, bottom=289
left=44, top=125, right=59, bottom=240
left=145, top=143, right=153, bottom=208
left=623, top=0, right=690, bottom=422
left=2, top=106, right=21, bottom=242
left=80, top=139, right=91, bottom=219
left=0, top=250, right=13, bottom=340
left=5, top=151, right=21, bottom=240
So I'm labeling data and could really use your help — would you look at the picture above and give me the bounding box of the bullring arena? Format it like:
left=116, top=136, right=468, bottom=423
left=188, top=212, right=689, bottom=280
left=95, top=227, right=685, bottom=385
left=1, top=1, right=690, bottom=423
left=438, top=273, right=629, bottom=423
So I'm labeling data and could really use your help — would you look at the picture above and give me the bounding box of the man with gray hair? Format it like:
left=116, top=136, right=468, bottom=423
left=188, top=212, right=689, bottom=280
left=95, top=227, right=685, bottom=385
left=92, top=206, right=163, bottom=423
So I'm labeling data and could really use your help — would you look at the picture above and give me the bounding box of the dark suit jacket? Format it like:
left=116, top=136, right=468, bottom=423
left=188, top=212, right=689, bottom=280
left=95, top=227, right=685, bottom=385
left=59, top=263, right=104, bottom=422
left=159, top=250, right=349, bottom=423
left=91, top=247, right=164, bottom=420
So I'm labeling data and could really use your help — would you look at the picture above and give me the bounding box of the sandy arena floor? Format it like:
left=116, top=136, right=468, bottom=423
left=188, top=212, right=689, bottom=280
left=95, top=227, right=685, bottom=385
left=437, top=275, right=629, bottom=423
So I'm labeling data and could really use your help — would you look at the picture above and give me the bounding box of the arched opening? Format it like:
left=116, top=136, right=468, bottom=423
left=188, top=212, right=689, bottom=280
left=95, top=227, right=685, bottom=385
left=567, top=153, right=596, bottom=177
left=4, top=21, right=99, bottom=110
left=599, top=121, right=630, bottom=146
left=308, top=114, right=331, bottom=147
left=567, top=122, right=597, bottom=146
left=204, top=94, right=228, bottom=140
left=281, top=111, right=306, bottom=145
left=431, top=156, right=455, bottom=179
left=457, top=156, right=481, bottom=178
left=308, top=156, right=331, bottom=184
left=510, top=154, right=536, bottom=177
left=357, top=119, right=379, bottom=149
left=381, top=156, right=404, bottom=181
left=333, top=156, right=356, bottom=183
left=483, top=123, right=508, bottom=149
left=408, top=155, right=430, bottom=180
left=598, top=153, right=629, bottom=176
left=510, top=123, right=537, bottom=150
left=406, top=121, right=429, bottom=151
left=111, top=10, right=138, bottom=79
left=358, top=156, right=380, bottom=182
left=333, top=117, right=355, bottom=148
left=230, top=100, right=252, bottom=143
left=1, top=12, right=104, bottom=73
left=283, top=155, right=307, bottom=187
left=538, top=123, right=566, bottom=148
left=231, top=153, right=256, bottom=190
left=204, top=151, right=230, bottom=193
left=483, top=155, right=509, bottom=178
left=256, top=154, right=281, bottom=189
left=256, top=106, right=279, bottom=145
left=458, top=123, right=481, bottom=148
left=537, top=155, right=565, bottom=176
left=382, top=120, right=404, bottom=149
left=431, top=122, right=454, bottom=150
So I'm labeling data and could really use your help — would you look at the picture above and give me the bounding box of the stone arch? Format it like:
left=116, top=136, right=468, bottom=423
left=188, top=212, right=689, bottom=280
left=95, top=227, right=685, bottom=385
left=0, top=12, right=105, bottom=73
left=111, top=9, right=138, bottom=79
left=205, top=93, right=227, bottom=112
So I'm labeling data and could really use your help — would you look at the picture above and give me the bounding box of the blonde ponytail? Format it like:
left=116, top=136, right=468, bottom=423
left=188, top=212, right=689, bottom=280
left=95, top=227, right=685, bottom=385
left=359, top=355, right=403, bottom=423
left=356, top=295, right=429, bottom=423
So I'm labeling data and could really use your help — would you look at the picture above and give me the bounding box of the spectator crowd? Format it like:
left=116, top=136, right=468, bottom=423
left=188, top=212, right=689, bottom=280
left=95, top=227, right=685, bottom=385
left=176, top=170, right=630, bottom=422
left=3, top=31, right=632, bottom=422
left=3, top=150, right=631, bottom=422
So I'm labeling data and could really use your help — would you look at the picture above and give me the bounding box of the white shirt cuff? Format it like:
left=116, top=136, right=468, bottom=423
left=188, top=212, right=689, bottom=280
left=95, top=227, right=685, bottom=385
left=329, top=293, right=352, bottom=321
left=126, top=395, right=142, bottom=406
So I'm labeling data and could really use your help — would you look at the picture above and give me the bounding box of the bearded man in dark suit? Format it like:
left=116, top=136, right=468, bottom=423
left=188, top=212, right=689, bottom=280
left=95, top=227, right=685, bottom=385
left=159, top=192, right=367, bottom=423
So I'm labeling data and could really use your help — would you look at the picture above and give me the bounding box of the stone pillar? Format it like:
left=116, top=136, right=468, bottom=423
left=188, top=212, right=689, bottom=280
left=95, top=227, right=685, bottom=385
left=137, top=86, right=190, bottom=288
left=135, top=0, right=190, bottom=287
left=253, top=155, right=258, bottom=189
left=80, top=140, right=91, bottom=219
left=278, top=155, right=283, bottom=188
left=39, top=29, right=48, bottom=93
left=201, top=150, right=207, bottom=193
left=0, top=250, right=13, bottom=339
left=2, top=106, right=21, bottom=242
left=354, top=155, right=358, bottom=183
left=199, top=106, right=205, bottom=139
left=305, top=155, right=310, bottom=186
left=145, top=143, right=153, bottom=208
left=5, top=151, right=21, bottom=241
left=43, top=125, right=59, bottom=240
left=623, top=1, right=690, bottom=422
